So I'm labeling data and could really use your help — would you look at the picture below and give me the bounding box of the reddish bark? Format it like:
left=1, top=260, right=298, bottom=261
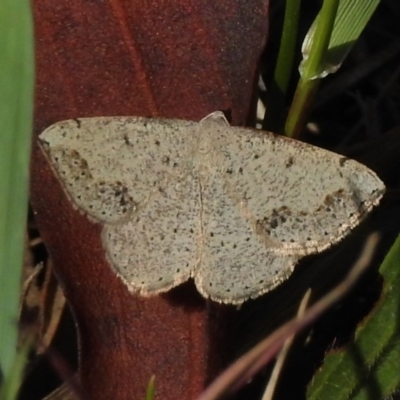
left=31, top=1, right=269, bottom=398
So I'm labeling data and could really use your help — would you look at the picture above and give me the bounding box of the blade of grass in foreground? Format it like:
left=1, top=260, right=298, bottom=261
left=0, top=0, right=34, bottom=386
left=0, top=343, right=30, bottom=400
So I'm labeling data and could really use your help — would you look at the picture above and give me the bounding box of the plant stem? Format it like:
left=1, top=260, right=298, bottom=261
left=285, top=0, right=339, bottom=138
left=263, top=0, right=301, bottom=133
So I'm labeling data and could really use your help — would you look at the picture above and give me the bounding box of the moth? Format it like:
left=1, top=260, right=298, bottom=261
left=38, top=112, right=385, bottom=304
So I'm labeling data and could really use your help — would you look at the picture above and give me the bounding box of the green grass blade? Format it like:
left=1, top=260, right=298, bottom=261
left=300, top=0, right=340, bottom=81
left=0, top=343, right=29, bottom=400
left=301, top=0, right=381, bottom=76
left=306, top=235, right=400, bottom=400
left=0, top=0, right=34, bottom=384
left=263, top=0, right=301, bottom=133
left=145, top=375, right=156, bottom=400
left=285, top=0, right=380, bottom=138
left=285, top=0, right=339, bottom=137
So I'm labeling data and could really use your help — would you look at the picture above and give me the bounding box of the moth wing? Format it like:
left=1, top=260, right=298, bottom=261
left=39, top=116, right=197, bottom=224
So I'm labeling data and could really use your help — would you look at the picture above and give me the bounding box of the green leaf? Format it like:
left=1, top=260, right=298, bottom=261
left=300, top=0, right=381, bottom=78
left=306, top=235, right=400, bottom=400
left=145, top=375, right=156, bottom=400
left=285, top=0, right=380, bottom=137
left=300, top=0, right=340, bottom=81
left=0, top=343, right=29, bottom=400
left=263, top=0, right=301, bottom=133
left=0, top=0, right=34, bottom=385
